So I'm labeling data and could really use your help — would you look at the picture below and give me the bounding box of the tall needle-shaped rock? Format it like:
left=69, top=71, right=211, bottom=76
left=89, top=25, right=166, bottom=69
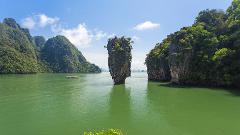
left=106, top=36, right=133, bottom=85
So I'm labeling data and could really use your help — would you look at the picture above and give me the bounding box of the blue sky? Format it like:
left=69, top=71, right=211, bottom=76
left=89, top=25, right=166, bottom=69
left=0, top=0, right=233, bottom=70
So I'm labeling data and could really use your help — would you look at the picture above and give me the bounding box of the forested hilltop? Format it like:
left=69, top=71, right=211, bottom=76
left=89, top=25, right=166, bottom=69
left=146, top=0, right=240, bottom=88
left=0, top=18, right=101, bottom=74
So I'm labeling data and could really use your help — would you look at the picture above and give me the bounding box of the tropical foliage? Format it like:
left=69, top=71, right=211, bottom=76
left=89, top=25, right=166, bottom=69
left=0, top=18, right=101, bottom=74
left=0, top=18, right=39, bottom=73
left=33, top=36, right=46, bottom=50
left=41, top=35, right=101, bottom=73
left=146, top=0, right=240, bottom=88
left=106, top=36, right=133, bottom=84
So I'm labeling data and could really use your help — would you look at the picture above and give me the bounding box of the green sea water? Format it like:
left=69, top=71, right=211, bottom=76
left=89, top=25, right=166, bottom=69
left=0, top=72, right=240, bottom=135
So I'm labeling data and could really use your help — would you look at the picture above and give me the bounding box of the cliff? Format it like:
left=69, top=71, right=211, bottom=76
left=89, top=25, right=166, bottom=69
left=145, top=40, right=171, bottom=81
left=168, top=25, right=218, bottom=85
left=107, top=36, right=133, bottom=85
left=146, top=0, right=240, bottom=88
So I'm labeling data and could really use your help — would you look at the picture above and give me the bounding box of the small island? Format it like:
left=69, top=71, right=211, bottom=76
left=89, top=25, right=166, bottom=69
left=146, top=1, right=240, bottom=88
left=106, top=36, right=133, bottom=85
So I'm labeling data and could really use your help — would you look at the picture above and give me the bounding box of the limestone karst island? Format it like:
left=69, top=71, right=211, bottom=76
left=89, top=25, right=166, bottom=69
left=0, top=0, right=240, bottom=135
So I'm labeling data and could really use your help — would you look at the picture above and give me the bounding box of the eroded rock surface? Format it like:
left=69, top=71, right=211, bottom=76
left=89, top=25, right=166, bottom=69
left=107, top=37, right=132, bottom=85
left=168, top=44, right=192, bottom=84
left=145, top=40, right=171, bottom=82
left=146, top=55, right=171, bottom=81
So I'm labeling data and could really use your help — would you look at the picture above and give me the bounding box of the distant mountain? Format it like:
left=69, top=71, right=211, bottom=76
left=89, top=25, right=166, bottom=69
left=41, top=35, right=101, bottom=73
left=0, top=18, right=101, bottom=74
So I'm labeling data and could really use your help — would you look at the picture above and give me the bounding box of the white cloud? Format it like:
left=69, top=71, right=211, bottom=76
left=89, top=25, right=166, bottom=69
left=52, top=24, right=113, bottom=48
left=132, top=36, right=140, bottom=42
left=38, top=14, right=59, bottom=27
left=53, top=24, right=93, bottom=48
left=95, top=31, right=107, bottom=40
left=21, top=14, right=59, bottom=29
left=21, top=13, right=111, bottom=49
left=133, top=21, right=160, bottom=31
left=22, top=17, right=36, bottom=29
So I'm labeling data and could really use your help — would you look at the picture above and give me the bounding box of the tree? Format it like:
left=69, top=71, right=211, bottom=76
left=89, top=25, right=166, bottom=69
left=195, top=9, right=227, bottom=34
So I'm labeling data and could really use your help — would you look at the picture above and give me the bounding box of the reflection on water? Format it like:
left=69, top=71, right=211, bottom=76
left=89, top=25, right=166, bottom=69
left=146, top=82, right=181, bottom=114
left=109, top=85, right=131, bottom=128
left=0, top=73, right=240, bottom=135
left=146, top=81, right=240, bottom=135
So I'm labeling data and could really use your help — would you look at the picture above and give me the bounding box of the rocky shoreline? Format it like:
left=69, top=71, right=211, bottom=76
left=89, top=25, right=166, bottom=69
left=146, top=1, right=240, bottom=88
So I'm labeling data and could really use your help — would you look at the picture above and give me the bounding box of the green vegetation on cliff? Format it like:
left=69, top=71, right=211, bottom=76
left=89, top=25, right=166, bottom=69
left=145, top=38, right=171, bottom=81
left=41, top=35, right=101, bottom=73
left=0, top=18, right=39, bottom=73
left=0, top=18, right=101, bottom=74
left=33, top=36, right=46, bottom=51
left=107, top=36, right=133, bottom=84
left=146, top=0, right=240, bottom=88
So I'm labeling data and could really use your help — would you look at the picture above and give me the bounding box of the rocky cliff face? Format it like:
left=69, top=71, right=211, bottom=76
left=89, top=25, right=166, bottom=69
left=145, top=40, right=171, bottom=82
left=168, top=44, right=192, bottom=84
left=146, top=25, right=219, bottom=86
left=146, top=55, right=171, bottom=81
left=147, top=68, right=170, bottom=82
left=146, top=0, right=240, bottom=89
left=107, top=37, right=132, bottom=85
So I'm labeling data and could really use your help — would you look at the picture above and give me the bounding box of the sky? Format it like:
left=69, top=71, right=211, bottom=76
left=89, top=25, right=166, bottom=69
left=0, top=0, right=233, bottom=70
